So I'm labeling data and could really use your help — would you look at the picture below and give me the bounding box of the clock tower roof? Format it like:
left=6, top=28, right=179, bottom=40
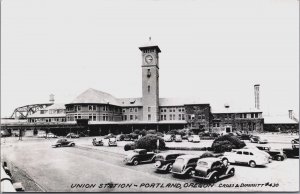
left=139, top=37, right=161, bottom=53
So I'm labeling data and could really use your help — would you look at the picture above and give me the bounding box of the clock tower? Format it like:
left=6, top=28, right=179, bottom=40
left=139, top=38, right=161, bottom=121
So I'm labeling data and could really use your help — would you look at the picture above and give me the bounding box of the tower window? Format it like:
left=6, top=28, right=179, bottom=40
left=148, top=85, right=150, bottom=93
left=148, top=114, right=151, bottom=121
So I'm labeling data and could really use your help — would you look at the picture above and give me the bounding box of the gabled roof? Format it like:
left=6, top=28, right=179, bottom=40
left=264, top=116, right=298, bottom=124
left=69, top=88, right=120, bottom=106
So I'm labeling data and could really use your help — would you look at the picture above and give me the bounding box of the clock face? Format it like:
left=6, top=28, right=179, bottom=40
left=145, top=55, right=153, bottom=64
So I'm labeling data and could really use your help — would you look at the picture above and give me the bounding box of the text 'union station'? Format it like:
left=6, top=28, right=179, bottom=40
left=2, top=40, right=298, bottom=136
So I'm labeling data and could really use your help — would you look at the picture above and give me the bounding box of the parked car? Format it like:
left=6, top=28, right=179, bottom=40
left=124, top=134, right=132, bottom=141
left=221, top=149, right=271, bottom=168
left=52, top=138, right=75, bottom=148
left=267, top=149, right=287, bottom=161
left=237, top=134, right=252, bottom=140
left=108, top=137, right=117, bottom=146
left=46, top=133, right=57, bottom=138
left=154, top=153, right=185, bottom=172
left=164, top=134, right=173, bottom=142
left=66, top=133, right=79, bottom=138
left=291, top=138, right=299, bottom=149
left=188, top=135, right=200, bottom=143
left=37, top=133, right=46, bottom=138
left=92, top=138, right=104, bottom=146
left=124, top=149, right=156, bottom=165
left=171, top=154, right=200, bottom=177
left=116, top=134, right=125, bottom=141
left=250, top=136, right=268, bottom=144
left=283, top=147, right=299, bottom=158
left=191, top=157, right=235, bottom=183
left=174, top=135, right=182, bottom=142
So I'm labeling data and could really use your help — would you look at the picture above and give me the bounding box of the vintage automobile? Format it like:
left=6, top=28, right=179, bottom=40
left=171, top=154, right=200, bottom=177
left=250, top=136, right=268, bottom=144
left=108, top=137, right=117, bottom=146
left=37, top=133, right=46, bottom=138
left=52, top=138, right=75, bottom=148
left=124, top=134, right=132, bottom=141
left=291, top=138, right=299, bottom=149
left=188, top=135, right=200, bottom=143
left=174, top=135, right=182, bottom=142
left=92, top=138, right=104, bottom=146
left=124, top=149, right=156, bottom=165
left=267, top=149, right=287, bottom=161
left=66, top=133, right=79, bottom=138
left=46, top=133, right=57, bottom=138
left=221, top=149, right=271, bottom=168
left=164, top=134, right=173, bottom=142
left=191, top=157, right=235, bottom=183
left=154, top=153, right=185, bottom=172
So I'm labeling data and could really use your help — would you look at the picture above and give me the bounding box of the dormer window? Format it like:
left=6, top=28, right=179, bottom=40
left=147, top=69, right=151, bottom=77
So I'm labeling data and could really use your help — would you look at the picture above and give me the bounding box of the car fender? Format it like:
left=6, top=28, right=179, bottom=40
left=67, top=142, right=74, bottom=146
left=182, top=167, right=194, bottom=175
left=225, top=166, right=235, bottom=175
left=207, top=171, right=218, bottom=180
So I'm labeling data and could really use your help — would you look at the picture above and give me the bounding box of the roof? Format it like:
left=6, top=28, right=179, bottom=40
left=69, top=88, right=120, bottom=106
left=139, top=39, right=161, bottom=52
left=211, top=106, right=262, bottom=114
left=264, top=116, right=298, bottom=124
left=178, top=154, right=200, bottom=160
left=199, top=157, right=220, bottom=163
left=118, top=98, right=142, bottom=107
left=27, top=103, right=66, bottom=118
left=159, top=98, right=208, bottom=107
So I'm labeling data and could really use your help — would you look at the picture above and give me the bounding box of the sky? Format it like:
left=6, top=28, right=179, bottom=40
left=1, top=0, right=299, bottom=118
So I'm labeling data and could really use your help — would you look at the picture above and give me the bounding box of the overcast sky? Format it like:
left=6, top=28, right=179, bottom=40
left=1, top=0, right=299, bottom=118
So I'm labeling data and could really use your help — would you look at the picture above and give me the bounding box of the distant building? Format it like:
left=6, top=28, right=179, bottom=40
left=264, top=116, right=299, bottom=132
left=27, top=103, right=66, bottom=123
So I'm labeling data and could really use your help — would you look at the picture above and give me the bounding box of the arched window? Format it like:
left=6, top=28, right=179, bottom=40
left=148, top=85, right=150, bottom=93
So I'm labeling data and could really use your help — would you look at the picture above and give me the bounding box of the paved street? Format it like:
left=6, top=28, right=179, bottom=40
left=1, top=135, right=299, bottom=192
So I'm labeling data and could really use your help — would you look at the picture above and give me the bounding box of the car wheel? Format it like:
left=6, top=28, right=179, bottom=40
left=276, top=156, right=283, bottom=161
left=228, top=169, right=235, bottom=176
left=57, top=144, right=61, bottom=147
left=211, top=174, right=218, bottom=183
left=168, top=164, right=173, bottom=172
left=133, top=160, right=139, bottom=166
left=249, top=161, right=256, bottom=168
left=71, top=143, right=75, bottom=147
left=222, top=158, right=229, bottom=166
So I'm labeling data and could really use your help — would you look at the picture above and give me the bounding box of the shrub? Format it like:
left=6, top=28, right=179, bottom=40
left=135, top=134, right=166, bottom=151
left=124, top=143, right=135, bottom=151
left=140, top=129, right=147, bottom=136
left=211, top=134, right=246, bottom=153
left=130, top=133, right=139, bottom=140
left=133, top=129, right=140, bottom=135
left=118, top=134, right=125, bottom=141
left=147, top=130, right=157, bottom=134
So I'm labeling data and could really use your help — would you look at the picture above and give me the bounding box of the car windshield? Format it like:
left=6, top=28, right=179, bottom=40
left=197, top=161, right=208, bottom=167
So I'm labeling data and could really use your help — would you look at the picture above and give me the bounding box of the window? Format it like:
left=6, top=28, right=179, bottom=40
left=255, top=113, right=258, bottom=118
left=122, top=109, right=126, bottom=113
left=148, top=85, right=150, bottom=93
left=251, top=113, right=254, bottom=118
left=89, top=114, right=92, bottom=120
left=130, top=115, right=133, bottom=120
left=179, top=114, right=182, bottom=120
left=164, top=115, right=166, bottom=120
left=148, top=114, right=151, bottom=120
left=93, top=115, right=96, bottom=121
left=243, top=151, right=249, bottom=155
left=77, top=106, right=81, bottom=111
left=135, top=108, right=138, bottom=112
left=124, top=115, right=127, bottom=120
left=148, top=107, right=151, bottom=112
left=130, top=108, right=133, bottom=112
left=135, top=115, right=138, bottom=120
left=237, top=151, right=242, bottom=155
left=89, top=105, right=96, bottom=111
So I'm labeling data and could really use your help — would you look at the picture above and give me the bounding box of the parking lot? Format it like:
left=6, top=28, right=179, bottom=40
left=1, top=134, right=299, bottom=192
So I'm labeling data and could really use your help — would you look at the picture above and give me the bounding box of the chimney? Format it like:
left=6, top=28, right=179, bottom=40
left=288, top=110, right=293, bottom=119
left=254, top=84, right=260, bottom=109
left=49, top=94, right=55, bottom=104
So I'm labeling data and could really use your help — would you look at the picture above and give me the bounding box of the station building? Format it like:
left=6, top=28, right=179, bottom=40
left=3, top=40, right=294, bottom=135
